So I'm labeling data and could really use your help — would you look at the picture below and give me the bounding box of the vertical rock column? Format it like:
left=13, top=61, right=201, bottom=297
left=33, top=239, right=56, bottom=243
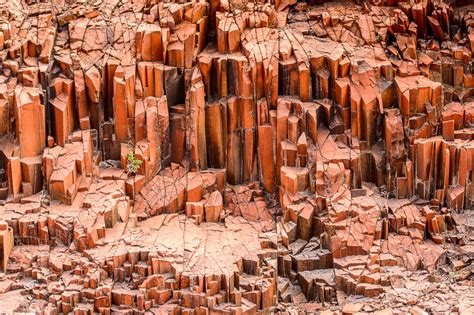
left=227, top=96, right=242, bottom=185
left=85, top=66, right=102, bottom=132
left=49, top=77, right=75, bottom=146
left=14, top=87, right=46, bottom=158
left=0, top=221, right=14, bottom=272
left=187, top=68, right=207, bottom=171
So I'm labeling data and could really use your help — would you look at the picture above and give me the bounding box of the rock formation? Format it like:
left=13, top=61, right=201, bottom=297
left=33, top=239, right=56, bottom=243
left=0, top=0, right=472, bottom=313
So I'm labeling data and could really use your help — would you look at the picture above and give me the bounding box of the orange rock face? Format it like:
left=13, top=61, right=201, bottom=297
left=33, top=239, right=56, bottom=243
left=0, top=0, right=473, bottom=314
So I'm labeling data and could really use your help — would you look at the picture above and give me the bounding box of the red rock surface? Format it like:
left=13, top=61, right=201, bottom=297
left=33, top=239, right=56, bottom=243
left=0, top=0, right=473, bottom=313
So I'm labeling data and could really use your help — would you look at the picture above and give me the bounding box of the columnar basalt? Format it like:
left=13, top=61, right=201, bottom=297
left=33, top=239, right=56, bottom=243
left=0, top=0, right=472, bottom=314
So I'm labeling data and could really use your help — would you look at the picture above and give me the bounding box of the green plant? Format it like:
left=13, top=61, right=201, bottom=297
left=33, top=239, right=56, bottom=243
left=126, top=151, right=143, bottom=174
left=376, top=34, right=382, bottom=42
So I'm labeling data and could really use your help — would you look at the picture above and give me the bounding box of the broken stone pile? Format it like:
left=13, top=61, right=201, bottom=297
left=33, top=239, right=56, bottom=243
left=0, top=0, right=472, bottom=313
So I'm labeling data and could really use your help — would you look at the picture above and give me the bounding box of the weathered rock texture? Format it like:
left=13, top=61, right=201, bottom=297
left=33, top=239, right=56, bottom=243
left=0, top=0, right=473, bottom=314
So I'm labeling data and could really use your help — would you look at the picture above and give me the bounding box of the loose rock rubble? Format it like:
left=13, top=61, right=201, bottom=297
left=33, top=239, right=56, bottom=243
left=0, top=0, right=473, bottom=313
